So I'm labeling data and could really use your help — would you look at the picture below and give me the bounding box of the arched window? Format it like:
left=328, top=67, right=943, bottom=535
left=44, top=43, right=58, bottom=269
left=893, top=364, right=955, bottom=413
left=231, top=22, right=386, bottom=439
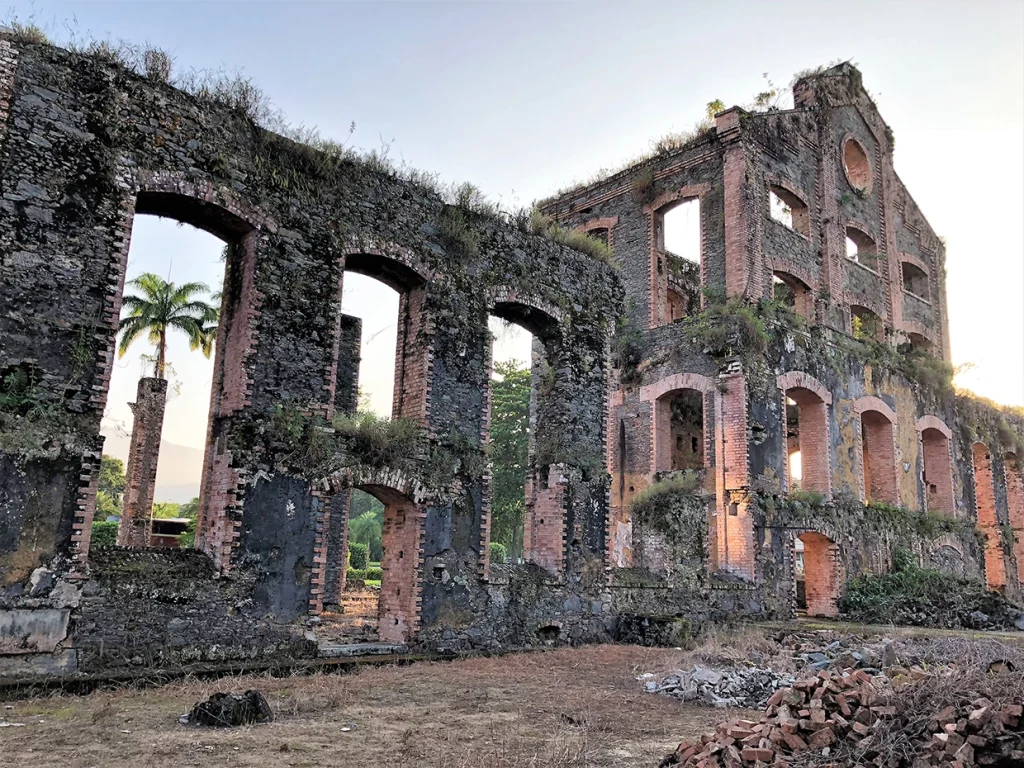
left=783, top=386, right=830, bottom=494
left=773, top=272, right=813, bottom=318
left=860, top=408, right=898, bottom=504
left=920, top=426, right=954, bottom=515
left=652, top=197, right=700, bottom=326
left=655, top=388, right=705, bottom=472
left=901, top=262, right=930, bottom=301
left=851, top=305, right=884, bottom=342
left=769, top=185, right=810, bottom=237
left=845, top=226, right=877, bottom=269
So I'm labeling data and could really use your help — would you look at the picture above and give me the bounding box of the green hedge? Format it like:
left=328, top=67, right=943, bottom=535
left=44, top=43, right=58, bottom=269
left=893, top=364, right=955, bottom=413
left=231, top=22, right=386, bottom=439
left=348, top=542, right=369, bottom=570
left=91, top=520, right=118, bottom=547
left=365, top=566, right=382, bottom=580
left=346, top=567, right=365, bottom=583
left=489, top=541, right=507, bottom=564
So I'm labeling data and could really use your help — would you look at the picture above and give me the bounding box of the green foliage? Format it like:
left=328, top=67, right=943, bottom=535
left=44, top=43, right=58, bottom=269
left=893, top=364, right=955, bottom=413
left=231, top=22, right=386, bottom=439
left=179, top=518, right=196, bottom=548
left=118, top=272, right=220, bottom=379
left=90, top=520, right=118, bottom=547
left=611, top=313, right=647, bottom=386
left=839, top=548, right=1022, bottom=629
left=790, top=489, right=825, bottom=505
left=95, top=489, right=119, bottom=520
left=631, top=167, right=656, bottom=204
left=525, top=210, right=615, bottom=265
left=0, top=365, right=84, bottom=459
left=332, top=411, right=422, bottom=470
left=437, top=206, right=481, bottom=258
left=489, top=541, right=508, bottom=565
left=349, top=509, right=383, bottom=562
left=152, top=501, right=183, bottom=519
left=630, top=471, right=705, bottom=514
left=5, top=20, right=49, bottom=44
left=99, top=455, right=126, bottom=499
left=179, top=496, right=200, bottom=519
left=365, top=566, right=383, bottom=581
left=681, top=296, right=771, bottom=359
left=346, top=567, right=365, bottom=583
left=348, top=542, right=369, bottom=571
left=489, top=360, right=530, bottom=557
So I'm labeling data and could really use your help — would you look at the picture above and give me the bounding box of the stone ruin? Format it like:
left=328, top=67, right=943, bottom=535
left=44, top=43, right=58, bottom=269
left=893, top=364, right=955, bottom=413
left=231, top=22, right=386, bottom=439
left=1, top=34, right=1022, bottom=682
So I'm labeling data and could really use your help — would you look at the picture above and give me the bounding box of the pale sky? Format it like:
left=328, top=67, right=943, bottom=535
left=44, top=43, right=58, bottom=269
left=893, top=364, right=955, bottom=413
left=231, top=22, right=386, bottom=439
left=13, top=1, right=1020, bottom=489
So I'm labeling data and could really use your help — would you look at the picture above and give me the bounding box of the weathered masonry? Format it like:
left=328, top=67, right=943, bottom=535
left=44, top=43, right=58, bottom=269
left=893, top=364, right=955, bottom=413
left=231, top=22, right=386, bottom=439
left=541, top=62, right=1024, bottom=621
left=1, top=35, right=1022, bottom=683
left=0, top=35, right=623, bottom=678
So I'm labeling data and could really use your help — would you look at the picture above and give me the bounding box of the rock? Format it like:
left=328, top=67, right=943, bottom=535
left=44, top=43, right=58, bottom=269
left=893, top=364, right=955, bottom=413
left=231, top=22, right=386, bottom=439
left=184, top=690, right=274, bottom=727
left=691, top=666, right=722, bottom=685
left=881, top=642, right=896, bottom=669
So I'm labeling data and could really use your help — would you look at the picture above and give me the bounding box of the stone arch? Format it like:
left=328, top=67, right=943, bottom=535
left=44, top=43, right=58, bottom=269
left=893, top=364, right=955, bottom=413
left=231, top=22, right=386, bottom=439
left=929, top=535, right=967, bottom=577
left=487, top=286, right=563, bottom=340
left=100, top=172, right=273, bottom=569
left=341, top=235, right=433, bottom=290
left=777, top=372, right=832, bottom=495
left=917, top=416, right=955, bottom=515
left=897, top=319, right=937, bottom=350
left=854, top=397, right=898, bottom=504
left=792, top=530, right=842, bottom=618
left=322, top=469, right=427, bottom=644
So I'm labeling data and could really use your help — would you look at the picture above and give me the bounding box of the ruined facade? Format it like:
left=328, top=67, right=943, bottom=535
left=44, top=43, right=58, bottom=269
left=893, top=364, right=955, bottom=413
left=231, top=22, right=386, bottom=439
left=541, top=62, right=1024, bottom=620
left=0, top=36, right=1022, bottom=682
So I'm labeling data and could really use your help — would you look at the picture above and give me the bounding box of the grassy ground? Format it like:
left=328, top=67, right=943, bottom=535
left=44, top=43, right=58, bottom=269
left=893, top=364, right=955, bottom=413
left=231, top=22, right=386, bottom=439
left=0, top=645, right=747, bottom=768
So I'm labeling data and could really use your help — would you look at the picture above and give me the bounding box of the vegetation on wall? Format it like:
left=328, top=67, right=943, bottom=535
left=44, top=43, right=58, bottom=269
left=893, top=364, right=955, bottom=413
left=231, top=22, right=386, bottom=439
left=489, top=361, right=530, bottom=559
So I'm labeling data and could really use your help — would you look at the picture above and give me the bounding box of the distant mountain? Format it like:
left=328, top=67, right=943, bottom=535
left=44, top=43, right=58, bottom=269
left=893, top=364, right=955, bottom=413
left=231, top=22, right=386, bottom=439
left=100, top=432, right=204, bottom=503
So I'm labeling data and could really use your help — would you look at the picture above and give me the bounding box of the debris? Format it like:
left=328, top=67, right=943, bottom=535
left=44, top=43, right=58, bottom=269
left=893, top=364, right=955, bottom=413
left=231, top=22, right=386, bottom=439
left=181, top=690, right=274, bottom=727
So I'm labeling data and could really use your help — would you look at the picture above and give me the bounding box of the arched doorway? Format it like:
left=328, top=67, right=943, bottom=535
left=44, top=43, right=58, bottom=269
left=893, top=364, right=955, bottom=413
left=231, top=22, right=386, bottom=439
left=794, top=532, right=841, bottom=618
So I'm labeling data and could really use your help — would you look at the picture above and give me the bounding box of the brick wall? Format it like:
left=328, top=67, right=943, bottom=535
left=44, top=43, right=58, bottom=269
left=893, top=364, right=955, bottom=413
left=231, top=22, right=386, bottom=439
left=117, top=377, right=167, bottom=547
left=523, top=465, right=567, bottom=574
left=800, top=532, right=841, bottom=618
left=921, top=428, right=955, bottom=516
left=972, top=443, right=1008, bottom=591
left=860, top=410, right=898, bottom=504
left=1006, top=455, right=1024, bottom=587
left=378, top=498, right=425, bottom=644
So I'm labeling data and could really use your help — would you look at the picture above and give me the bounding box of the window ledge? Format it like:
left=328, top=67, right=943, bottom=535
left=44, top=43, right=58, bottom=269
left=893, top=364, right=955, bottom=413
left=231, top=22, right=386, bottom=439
left=902, top=290, right=932, bottom=307
left=846, top=256, right=880, bottom=277
left=768, top=216, right=811, bottom=242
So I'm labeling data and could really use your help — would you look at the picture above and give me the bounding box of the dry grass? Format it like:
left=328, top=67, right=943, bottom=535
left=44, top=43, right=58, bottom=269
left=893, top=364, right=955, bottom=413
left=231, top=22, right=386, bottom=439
left=0, top=645, right=752, bottom=768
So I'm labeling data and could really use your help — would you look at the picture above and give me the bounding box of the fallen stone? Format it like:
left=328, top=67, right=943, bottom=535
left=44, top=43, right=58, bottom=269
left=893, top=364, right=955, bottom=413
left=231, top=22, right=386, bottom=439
left=182, top=690, right=273, bottom=727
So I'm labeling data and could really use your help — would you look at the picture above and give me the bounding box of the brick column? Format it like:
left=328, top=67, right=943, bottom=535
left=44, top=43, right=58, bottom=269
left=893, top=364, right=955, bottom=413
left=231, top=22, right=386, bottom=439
left=393, top=287, right=430, bottom=424
left=973, top=443, right=1007, bottom=592
left=117, top=377, right=167, bottom=547
left=715, top=370, right=753, bottom=580
left=320, top=490, right=351, bottom=611
left=523, top=464, right=567, bottom=574
left=1005, top=456, right=1024, bottom=587
left=378, top=499, right=425, bottom=644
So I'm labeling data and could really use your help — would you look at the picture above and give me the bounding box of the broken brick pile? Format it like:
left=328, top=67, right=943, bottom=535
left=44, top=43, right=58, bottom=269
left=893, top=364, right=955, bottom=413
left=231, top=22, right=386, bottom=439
left=663, top=668, right=1024, bottom=767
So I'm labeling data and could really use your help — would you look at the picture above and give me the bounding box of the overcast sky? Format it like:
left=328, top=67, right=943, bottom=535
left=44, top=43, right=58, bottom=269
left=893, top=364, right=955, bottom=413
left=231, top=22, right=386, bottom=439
left=10, top=0, right=1022, bottom=491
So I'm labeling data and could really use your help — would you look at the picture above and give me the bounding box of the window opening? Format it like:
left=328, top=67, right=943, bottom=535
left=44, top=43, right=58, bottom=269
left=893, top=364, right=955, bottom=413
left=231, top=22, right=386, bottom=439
left=769, top=186, right=810, bottom=236
left=102, top=215, right=225, bottom=550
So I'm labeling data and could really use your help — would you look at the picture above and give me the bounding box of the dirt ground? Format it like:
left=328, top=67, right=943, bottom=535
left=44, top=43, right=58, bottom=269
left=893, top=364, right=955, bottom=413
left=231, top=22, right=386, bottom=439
left=0, top=645, right=750, bottom=768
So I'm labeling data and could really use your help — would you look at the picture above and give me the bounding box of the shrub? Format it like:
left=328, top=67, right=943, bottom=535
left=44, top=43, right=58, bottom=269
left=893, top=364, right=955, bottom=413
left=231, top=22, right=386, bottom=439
left=348, top=542, right=369, bottom=570
left=91, top=520, right=118, bottom=547
left=630, top=471, right=704, bottom=512
left=526, top=210, right=615, bottom=265
left=346, top=567, right=365, bottom=584
left=332, top=411, right=421, bottom=469
left=489, top=541, right=508, bottom=564
left=365, top=567, right=383, bottom=581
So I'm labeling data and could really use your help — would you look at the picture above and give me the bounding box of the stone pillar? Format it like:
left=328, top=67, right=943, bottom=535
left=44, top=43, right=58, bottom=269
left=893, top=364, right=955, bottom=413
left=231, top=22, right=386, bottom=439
left=117, top=377, right=167, bottom=547
left=321, top=490, right=351, bottom=611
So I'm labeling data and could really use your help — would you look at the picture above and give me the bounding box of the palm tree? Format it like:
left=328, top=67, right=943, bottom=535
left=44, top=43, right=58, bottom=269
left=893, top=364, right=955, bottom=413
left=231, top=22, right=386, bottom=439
left=118, top=273, right=220, bottom=377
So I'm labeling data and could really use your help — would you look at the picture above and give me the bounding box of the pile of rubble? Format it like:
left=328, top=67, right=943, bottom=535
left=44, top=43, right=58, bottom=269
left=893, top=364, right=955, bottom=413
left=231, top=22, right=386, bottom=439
left=641, top=666, right=796, bottom=709
left=661, top=667, right=1024, bottom=767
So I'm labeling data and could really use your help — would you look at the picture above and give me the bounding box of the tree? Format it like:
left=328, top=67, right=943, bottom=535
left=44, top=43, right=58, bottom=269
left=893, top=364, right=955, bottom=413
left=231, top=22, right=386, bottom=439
left=349, top=510, right=383, bottom=562
left=489, top=360, right=531, bottom=559
left=96, top=454, right=126, bottom=521
left=117, top=272, right=220, bottom=379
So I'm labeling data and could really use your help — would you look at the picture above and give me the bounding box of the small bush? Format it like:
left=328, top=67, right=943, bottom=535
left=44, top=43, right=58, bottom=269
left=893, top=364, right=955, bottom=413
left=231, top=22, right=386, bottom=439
left=348, top=542, right=369, bottom=570
left=346, top=567, right=365, bottom=583
left=332, top=411, right=421, bottom=470
left=489, top=542, right=508, bottom=564
left=5, top=20, right=49, bottom=44
left=91, top=520, right=118, bottom=547
left=526, top=210, right=615, bottom=266
left=365, top=566, right=383, bottom=581
left=630, top=471, right=705, bottom=512
left=143, top=47, right=173, bottom=82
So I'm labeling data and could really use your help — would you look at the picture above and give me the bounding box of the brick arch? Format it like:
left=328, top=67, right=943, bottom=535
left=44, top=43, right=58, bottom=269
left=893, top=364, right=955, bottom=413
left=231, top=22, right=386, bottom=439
left=778, top=372, right=832, bottom=496
left=790, top=528, right=843, bottom=618
left=132, top=169, right=278, bottom=233
left=642, top=183, right=712, bottom=215
left=897, top=318, right=937, bottom=348
left=776, top=371, right=832, bottom=405
left=918, top=415, right=955, bottom=515
left=853, top=395, right=897, bottom=423
left=766, top=175, right=810, bottom=208
left=321, top=468, right=427, bottom=644
left=768, top=257, right=818, bottom=294
left=916, top=414, right=951, bottom=439
left=640, top=372, right=716, bottom=402
left=341, top=234, right=433, bottom=289
left=487, top=285, right=564, bottom=338
left=576, top=216, right=618, bottom=234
